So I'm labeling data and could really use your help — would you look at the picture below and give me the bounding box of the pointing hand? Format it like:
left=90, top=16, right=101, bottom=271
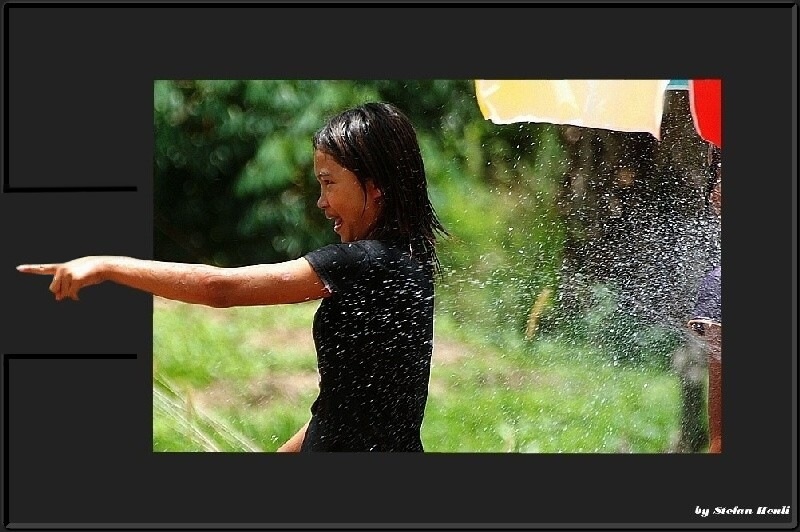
left=17, top=257, right=107, bottom=301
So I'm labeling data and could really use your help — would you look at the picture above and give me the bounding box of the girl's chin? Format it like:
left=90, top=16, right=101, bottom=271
left=334, top=225, right=350, bottom=241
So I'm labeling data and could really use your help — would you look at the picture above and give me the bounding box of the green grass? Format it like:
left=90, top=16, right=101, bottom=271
left=153, top=297, right=682, bottom=453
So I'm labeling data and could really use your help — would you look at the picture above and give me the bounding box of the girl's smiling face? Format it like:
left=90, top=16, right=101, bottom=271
left=314, top=150, right=383, bottom=242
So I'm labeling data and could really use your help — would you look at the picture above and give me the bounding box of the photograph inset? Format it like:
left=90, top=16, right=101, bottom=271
left=147, top=80, right=721, bottom=452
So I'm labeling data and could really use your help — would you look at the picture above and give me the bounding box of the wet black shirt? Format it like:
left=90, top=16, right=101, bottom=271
left=301, top=240, right=434, bottom=451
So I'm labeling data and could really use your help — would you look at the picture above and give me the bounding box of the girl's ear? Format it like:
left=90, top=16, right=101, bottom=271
left=366, top=180, right=383, bottom=200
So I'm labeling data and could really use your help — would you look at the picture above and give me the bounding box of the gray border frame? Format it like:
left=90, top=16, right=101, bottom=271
left=2, top=2, right=796, bottom=530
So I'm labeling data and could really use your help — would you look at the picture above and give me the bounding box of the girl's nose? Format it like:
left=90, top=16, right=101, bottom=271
left=317, top=193, right=328, bottom=209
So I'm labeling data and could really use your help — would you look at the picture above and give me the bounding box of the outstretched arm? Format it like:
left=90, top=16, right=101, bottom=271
left=17, top=256, right=328, bottom=307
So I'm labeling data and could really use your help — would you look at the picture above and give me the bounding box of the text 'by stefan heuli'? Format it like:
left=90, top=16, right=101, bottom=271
left=695, top=505, right=791, bottom=518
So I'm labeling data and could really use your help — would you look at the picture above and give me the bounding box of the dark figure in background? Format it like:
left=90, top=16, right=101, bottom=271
left=18, top=102, right=448, bottom=452
left=688, top=143, right=722, bottom=453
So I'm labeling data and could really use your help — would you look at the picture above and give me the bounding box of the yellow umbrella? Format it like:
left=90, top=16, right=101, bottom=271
left=475, top=79, right=671, bottom=139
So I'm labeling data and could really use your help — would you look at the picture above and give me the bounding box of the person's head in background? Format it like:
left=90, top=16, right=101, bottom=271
left=312, top=102, right=447, bottom=273
left=706, top=143, right=721, bottom=216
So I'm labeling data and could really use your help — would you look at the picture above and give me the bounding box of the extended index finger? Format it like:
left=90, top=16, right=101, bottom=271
left=16, top=264, right=59, bottom=275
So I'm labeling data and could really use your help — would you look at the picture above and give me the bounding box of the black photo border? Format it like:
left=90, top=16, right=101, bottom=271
left=1, top=2, right=796, bottom=530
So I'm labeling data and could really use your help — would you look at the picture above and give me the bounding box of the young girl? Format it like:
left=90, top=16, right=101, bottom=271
left=18, top=102, right=448, bottom=452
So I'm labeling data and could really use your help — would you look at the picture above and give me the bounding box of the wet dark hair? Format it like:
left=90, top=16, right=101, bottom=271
left=313, top=102, right=448, bottom=274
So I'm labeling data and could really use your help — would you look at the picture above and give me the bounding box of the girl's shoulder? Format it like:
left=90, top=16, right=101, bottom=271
left=314, top=239, right=394, bottom=258
left=353, top=239, right=396, bottom=255
left=312, top=239, right=427, bottom=277
left=355, top=239, right=417, bottom=264
left=308, top=240, right=400, bottom=271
